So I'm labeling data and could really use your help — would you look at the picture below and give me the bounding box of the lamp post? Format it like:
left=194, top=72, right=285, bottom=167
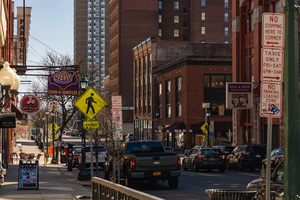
left=0, top=62, right=19, bottom=167
left=42, top=116, right=45, bottom=152
left=77, top=77, right=90, bottom=181
left=51, top=109, right=56, bottom=164
left=46, top=110, right=49, bottom=156
left=205, top=109, right=211, bottom=147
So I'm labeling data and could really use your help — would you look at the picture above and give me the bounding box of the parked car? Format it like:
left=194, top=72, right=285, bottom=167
left=78, top=146, right=108, bottom=168
left=247, top=159, right=284, bottom=200
left=212, top=145, right=235, bottom=158
left=72, top=147, right=82, bottom=167
left=103, top=140, right=181, bottom=188
left=182, top=146, right=226, bottom=172
left=261, top=147, right=283, bottom=171
left=226, top=145, right=266, bottom=171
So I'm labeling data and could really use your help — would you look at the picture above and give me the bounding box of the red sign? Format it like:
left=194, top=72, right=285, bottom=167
left=20, top=95, right=40, bottom=114
left=262, top=13, right=285, bottom=48
left=260, top=82, right=282, bottom=118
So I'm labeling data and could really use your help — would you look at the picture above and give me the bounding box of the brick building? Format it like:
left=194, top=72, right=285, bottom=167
left=231, top=0, right=292, bottom=147
left=133, top=39, right=232, bottom=150
left=110, top=0, right=233, bottom=137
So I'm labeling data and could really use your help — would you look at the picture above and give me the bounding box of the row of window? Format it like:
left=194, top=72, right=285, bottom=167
left=158, top=27, right=229, bottom=38
left=158, top=0, right=229, bottom=9
left=201, top=27, right=230, bottom=35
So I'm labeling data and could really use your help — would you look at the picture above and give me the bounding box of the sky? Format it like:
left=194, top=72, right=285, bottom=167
left=15, top=0, right=74, bottom=93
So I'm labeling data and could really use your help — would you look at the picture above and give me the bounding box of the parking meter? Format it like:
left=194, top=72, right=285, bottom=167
left=67, top=143, right=74, bottom=171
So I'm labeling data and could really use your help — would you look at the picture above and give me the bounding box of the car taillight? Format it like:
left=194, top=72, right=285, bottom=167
left=130, top=158, right=136, bottom=169
left=197, top=154, right=206, bottom=158
left=177, top=156, right=181, bottom=168
left=220, top=155, right=226, bottom=159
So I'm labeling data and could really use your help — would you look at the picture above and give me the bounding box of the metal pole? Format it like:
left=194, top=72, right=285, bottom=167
left=90, top=128, right=93, bottom=178
left=42, top=119, right=45, bottom=152
left=51, top=114, right=55, bottom=164
left=207, top=115, right=210, bottom=147
left=284, top=1, right=300, bottom=199
left=46, top=114, right=49, bottom=156
left=266, top=118, right=272, bottom=200
left=117, top=140, right=120, bottom=184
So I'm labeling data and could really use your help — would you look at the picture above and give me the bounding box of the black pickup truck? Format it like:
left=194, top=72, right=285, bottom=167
left=103, top=140, right=181, bottom=188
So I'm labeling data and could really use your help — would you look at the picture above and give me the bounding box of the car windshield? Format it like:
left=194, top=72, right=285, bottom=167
left=201, top=149, right=220, bottom=156
left=125, top=142, right=165, bottom=154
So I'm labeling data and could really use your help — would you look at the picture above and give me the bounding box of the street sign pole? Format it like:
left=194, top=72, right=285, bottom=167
left=266, top=117, right=272, bottom=200
left=284, top=0, right=300, bottom=199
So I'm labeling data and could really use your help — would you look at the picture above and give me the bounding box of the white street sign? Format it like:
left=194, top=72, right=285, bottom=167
left=260, top=82, right=282, bottom=118
left=112, top=96, right=123, bottom=140
left=262, top=13, right=284, bottom=48
left=261, top=48, right=284, bottom=82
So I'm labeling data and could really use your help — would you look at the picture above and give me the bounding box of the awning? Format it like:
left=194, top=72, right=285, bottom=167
left=162, top=122, right=186, bottom=133
left=214, top=121, right=232, bottom=132
left=190, top=122, right=205, bottom=132
left=11, top=103, right=23, bottom=119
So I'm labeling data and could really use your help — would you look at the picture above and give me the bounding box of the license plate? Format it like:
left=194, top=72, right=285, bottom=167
left=256, top=155, right=261, bottom=158
left=153, top=172, right=161, bottom=176
left=210, top=158, right=215, bottom=161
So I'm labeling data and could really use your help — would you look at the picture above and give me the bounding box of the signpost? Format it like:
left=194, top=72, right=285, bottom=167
left=261, top=13, right=284, bottom=200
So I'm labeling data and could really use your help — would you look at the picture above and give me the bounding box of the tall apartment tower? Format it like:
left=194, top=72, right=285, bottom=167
left=74, top=0, right=110, bottom=91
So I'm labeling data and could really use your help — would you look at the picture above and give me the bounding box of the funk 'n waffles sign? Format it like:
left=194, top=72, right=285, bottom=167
left=48, top=69, right=79, bottom=96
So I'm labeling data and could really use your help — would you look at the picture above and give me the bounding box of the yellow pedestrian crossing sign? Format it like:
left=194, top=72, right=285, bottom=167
left=201, top=123, right=211, bottom=134
left=48, top=122, right=60, bottom=133
left=75, top=87, right=107, bottom=120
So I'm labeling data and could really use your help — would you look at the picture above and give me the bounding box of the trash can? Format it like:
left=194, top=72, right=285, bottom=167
left=205, top=189, right=257, bottom=200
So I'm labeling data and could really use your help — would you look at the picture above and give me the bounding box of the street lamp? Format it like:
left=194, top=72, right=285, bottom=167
left=77, top=77, right=90, bottom=181
left=206, top=109, right=211, bottom=147
left=51, top=109, right=56, bottom=164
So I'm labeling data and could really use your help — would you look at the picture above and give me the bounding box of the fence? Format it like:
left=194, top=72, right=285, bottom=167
left=91, top=177, right=165, bottom=200
left=205, top=189, right=257, bottom=200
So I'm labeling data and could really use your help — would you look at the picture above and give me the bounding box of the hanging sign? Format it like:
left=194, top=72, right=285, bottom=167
left=20, top=95, right=40, bottom=115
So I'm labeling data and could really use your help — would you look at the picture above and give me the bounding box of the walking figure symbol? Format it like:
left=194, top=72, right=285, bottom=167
left=86, top=93, right=96, bottom=114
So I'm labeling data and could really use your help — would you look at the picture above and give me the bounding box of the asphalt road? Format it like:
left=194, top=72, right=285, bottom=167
left=62, top=134, right=260, bottom=200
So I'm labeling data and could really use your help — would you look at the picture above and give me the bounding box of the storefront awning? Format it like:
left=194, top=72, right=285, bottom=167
left=11, top=103, right=23, bottom=119
left=162, top=122, right=186, bottom=133
left=190, top=122, right=205, bottom=132
left=214, top=121, right=232, bottom=132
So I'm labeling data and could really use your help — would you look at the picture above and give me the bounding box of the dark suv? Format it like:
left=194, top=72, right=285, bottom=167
left=226, top=145, right=266, bottom=171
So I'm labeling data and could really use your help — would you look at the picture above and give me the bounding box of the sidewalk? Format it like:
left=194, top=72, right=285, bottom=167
left=0, top=138, right=92, bottom=200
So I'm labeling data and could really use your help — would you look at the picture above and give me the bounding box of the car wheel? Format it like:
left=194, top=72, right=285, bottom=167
left=124, top=173, right=133, bottom=187
left=168, top=177, right=179, bottom=189
left=182, top=161, right=187, bottom=171
left=238, top=161, right=244, bottom=171
left=219, top=167, right=225, bottom=173
left=226, top=161, right=231, bottom=170
left=193, top=162, right=198, bottom=172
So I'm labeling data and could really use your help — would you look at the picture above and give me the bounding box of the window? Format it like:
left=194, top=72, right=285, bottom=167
left=159, top=15, right=162, bottom=23
left=201, top=0, right=206, bottom=6
left=158, top=29, right=163, bottom=37
left=166, top=80, right=171, bottom=118
left=224, top=0, right=229, bottom=7
left=201, top=27, right=205, bottom=34
left=224, top=27, right=229, bottom=35
left=157, top=83, right=162, bottom=119
left=266, top=0, right=280, bottom=12
left=201, top=12, right=205, bottom=21
left=174, top=15, right=179, bottom=23
left=176, top=77, right=182, bottom=117
left=174, top=2, right=179, bottom=9
left=224, top=13, right=229, bottom=21
left=174, top=29, right=179, bottom=37
left=159, top=1, right=162, bottom=9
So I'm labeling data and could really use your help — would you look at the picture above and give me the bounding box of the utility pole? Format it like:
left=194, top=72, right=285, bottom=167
left=284, top=0, right=300, bottom=199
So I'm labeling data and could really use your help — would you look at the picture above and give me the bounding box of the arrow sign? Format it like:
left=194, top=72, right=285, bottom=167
left=262, top=13, right=284, bottom=48
left=261, top=48, right=283, bottom=82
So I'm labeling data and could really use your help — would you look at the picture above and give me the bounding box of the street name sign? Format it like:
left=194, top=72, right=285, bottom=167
left=75, top=87, right=107, bottom=120
left=262, top=13, right=285, bottom=48
left=261, top=48, right=284, bottom=82
left=260, top=82, right=282, bottom=118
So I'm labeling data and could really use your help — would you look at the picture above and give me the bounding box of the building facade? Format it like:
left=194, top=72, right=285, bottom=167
left=232, top=0, right=289, bottom=147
